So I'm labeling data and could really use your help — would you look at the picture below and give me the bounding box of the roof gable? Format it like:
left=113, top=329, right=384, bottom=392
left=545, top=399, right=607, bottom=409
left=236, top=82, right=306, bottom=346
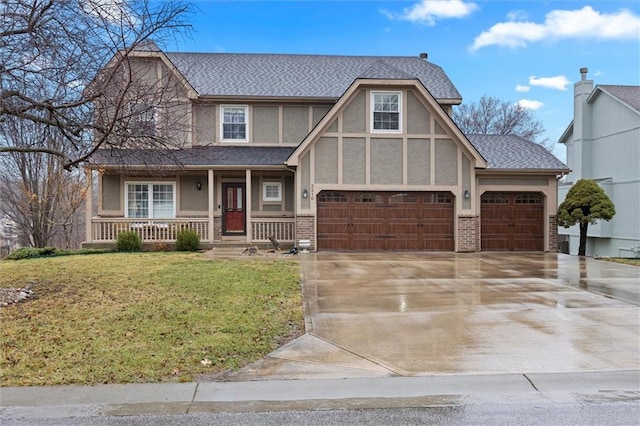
left=286, top=78, right=486, bottom=168
left=163, top=52, right=462, bottom=101
left=587, top=85, right=640, bottom=114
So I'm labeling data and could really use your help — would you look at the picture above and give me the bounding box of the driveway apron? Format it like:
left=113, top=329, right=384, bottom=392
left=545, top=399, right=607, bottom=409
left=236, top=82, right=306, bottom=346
left=231, top=252, right=640, bottom=380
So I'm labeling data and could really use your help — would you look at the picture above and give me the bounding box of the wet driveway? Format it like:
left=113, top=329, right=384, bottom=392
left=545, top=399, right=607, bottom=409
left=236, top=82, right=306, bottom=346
left=232, top=252, right=640, bottom=379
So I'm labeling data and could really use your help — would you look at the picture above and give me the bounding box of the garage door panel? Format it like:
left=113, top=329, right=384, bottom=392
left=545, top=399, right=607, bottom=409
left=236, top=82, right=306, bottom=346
left=481, top=192, right=544, bottom=251
left=317, top=191, right=453, bottom=251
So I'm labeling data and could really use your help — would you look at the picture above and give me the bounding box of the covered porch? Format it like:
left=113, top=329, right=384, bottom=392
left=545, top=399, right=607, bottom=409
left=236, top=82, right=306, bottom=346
left=83, top=146, right=298, bottom=248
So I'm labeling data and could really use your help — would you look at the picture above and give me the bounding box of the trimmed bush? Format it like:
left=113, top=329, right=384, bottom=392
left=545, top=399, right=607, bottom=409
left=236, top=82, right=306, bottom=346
left=176, top=229, right=200, bottom=251
left=116, top=231, right=143, bottom=252
left=5, top=247, right=56, bottom=260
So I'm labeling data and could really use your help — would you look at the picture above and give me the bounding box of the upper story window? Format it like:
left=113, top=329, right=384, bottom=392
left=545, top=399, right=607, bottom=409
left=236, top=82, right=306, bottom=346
left=221, top=105, right=248, bottom=142
left=128, top=101, right=157, bottom=135
left=372, top=91, right=401, bottom=133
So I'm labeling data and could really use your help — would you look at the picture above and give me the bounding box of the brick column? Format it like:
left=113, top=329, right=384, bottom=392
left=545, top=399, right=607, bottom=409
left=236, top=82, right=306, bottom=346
left=548, top=215, right=558, bottom=253
left=457, top=214, right=480, bottom=252
left=295, top=215, right=316, bottom=250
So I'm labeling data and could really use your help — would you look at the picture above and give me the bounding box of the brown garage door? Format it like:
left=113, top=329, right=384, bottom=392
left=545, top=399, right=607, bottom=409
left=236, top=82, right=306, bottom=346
left=481, top=192, right=544, bottom=251
left=317, top=191, right=454, bottom=251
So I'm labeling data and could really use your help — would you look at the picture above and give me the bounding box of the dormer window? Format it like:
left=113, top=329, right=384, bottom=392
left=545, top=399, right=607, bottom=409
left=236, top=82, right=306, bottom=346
left=221, top=105, right=248, bottom=142
left=371, top=91, right=401, bottom=133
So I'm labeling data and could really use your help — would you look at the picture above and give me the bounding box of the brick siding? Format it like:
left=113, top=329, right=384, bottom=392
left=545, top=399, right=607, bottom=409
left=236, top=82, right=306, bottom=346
left=295, top=215, right=316, bottom=250
left=548, top=215, right=557, bottom=253
left=458, top=214, right=480, bottom=252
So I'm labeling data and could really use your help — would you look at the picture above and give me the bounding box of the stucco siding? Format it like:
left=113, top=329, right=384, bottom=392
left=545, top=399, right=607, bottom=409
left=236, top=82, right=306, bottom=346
left=406, top=90, right=430, bottom=134
left=180, top=175, right=208, bottom=212
left=407, top=138, right=430, bottom=185
left=194, top=104, right=216, bottom=145
left=314, top=137, right=339, bottom=183
left=253, top=106, right=279, bottom=143
left=434, top=138, right=458, bottom=185
left=313, top=106, right=332, bottom=127
left=343, top=137, right=366, bottom=184
left=285, top=175, right=295, bottom=211
left=283, top=106, right=310, bottom=143
left=301, top=152, right=311, bottom=209
left=462, top=154, right=471, bottom=210
left=342, top=90, right=366, bottom=134
left=371, top=138, right=402, bottom=185
left=102, top=174, right=121, bottom=211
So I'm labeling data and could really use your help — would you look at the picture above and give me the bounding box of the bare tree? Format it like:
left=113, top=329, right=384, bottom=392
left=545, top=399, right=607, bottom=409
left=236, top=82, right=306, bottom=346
left=453, top=95, right=552, bottom=151
left=0, top=0, right=193, bottom=170
left=0, top=115, right=88, bottom=248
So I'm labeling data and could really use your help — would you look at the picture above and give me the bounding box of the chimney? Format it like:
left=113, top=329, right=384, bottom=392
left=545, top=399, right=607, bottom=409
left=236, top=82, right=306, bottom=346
left=419, top=52, right=428, bottom=60
left=580, top=67, right=588, bottom=81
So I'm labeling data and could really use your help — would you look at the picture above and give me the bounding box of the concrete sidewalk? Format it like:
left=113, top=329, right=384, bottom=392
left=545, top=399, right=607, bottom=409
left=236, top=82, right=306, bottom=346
left=1, top=370, right=639, bottom=419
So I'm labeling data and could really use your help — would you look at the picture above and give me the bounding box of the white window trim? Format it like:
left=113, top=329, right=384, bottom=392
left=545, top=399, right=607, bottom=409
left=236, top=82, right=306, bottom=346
left=262, top=182, right=282, bottom=202
left=220, top=105, right=249, bottom=142
left=124, top=181, right=176, bottom=219
left=370, top=91, right=402, bottom=134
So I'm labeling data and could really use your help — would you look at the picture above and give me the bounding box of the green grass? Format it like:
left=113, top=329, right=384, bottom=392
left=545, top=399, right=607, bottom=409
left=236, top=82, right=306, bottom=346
left=603, top=258, right=640, bottom=266
left=0, top=253, right=302, bottom=386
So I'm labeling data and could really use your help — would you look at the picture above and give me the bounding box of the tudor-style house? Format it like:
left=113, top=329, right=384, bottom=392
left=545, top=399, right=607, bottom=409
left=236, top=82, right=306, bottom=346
left=84, top=44, right=568, bottom=252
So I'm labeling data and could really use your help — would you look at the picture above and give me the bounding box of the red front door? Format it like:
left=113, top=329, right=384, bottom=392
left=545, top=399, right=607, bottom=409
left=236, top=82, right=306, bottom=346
left=222, top=183, right=246, bottom=235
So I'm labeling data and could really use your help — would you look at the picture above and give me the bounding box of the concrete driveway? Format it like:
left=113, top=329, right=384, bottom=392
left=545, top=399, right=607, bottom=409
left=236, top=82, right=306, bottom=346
left=230, top=252, right=640, bottom=380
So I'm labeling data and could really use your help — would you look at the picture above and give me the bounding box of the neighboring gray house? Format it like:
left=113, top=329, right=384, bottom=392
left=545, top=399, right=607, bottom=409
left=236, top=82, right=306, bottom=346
left=558, top=68, right=640, bottom=257
left=85, top=47, right=569, bottom=251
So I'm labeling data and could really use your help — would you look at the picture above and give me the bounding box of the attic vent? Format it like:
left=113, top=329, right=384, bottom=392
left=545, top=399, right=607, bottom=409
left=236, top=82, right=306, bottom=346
left=419, top=52, right=428, bottom=59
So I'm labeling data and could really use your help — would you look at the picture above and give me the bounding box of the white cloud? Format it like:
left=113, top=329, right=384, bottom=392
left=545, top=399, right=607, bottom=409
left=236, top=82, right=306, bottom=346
left=506, top=10, right=528, bottom=21
left=383, top=0, right=478, bottom=25
left=518, top=99, right=544, bottom=110
left=529, top=75, right=571, bottom=91
left=471, top=6, right=640, bottom=50
left=515, top=84, right=530, bottom=92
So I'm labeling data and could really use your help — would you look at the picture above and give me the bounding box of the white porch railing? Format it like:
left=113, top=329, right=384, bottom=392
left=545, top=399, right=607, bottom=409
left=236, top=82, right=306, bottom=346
left=91, top=218, right=209, bottom=242
left=251, top=218, right=296, bottom=242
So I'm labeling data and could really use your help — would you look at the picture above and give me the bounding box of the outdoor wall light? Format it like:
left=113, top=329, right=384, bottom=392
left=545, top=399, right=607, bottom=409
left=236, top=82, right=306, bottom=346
left=302, top=188, right=309, bottom=199
left=464, top=190, right=470, bottom=199
left=196, top=181, right=202, bottom=191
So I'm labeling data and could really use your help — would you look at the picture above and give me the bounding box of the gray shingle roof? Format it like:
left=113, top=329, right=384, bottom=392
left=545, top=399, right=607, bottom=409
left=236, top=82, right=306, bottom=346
left=596, top=85, right=640, bottom=112
left=89, top=146, right=295, bottom=167
left=468, top=134, right=569, bottom=171
left=164, top=52, right=461, bottom=100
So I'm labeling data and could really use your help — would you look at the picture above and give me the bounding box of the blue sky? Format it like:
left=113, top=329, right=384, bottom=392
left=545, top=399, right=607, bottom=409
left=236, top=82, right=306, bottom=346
left=167, top=0, right=640, bottom=160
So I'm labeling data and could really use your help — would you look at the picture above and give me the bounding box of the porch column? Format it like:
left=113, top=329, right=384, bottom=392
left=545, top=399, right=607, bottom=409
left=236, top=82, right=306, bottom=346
left=208, top=169, right=214, bottom=243
left=84, top=169, right=93, bottom=243
left=245, top=169, right=252, bottom=242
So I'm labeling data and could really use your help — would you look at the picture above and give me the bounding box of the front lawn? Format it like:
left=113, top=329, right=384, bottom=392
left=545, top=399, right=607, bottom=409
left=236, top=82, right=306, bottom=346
left=603, top=258, right=640, bottom=266
left=0, top=252, right=302, bottom=386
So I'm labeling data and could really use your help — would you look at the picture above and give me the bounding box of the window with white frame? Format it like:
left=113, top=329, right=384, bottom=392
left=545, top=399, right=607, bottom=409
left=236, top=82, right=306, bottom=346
left=128, top=101, right=157, bottom=135
left=371, top=91, right=401, bottom=132
left=263, top=182, right=282, bottom=202
left=125, top=182, right=175, bottom=218
left=221, top=105, right=248, bottom=141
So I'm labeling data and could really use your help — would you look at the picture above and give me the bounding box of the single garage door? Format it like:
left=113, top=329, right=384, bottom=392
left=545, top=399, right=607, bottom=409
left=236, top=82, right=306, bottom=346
left=481, top=192, right=544, bottom=251
left=317, top=191, right=454, bottom=251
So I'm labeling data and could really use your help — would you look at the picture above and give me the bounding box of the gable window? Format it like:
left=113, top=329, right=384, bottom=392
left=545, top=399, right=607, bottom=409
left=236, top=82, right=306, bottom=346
left=129, top=101, right=157, bottom=135
left=125, top=182, right=175, bottom=219
left=221, top=105, right=248, bottom=141
left=372, top=91, right=401, bottom=132
left=263, top=182, right=282, bottom=202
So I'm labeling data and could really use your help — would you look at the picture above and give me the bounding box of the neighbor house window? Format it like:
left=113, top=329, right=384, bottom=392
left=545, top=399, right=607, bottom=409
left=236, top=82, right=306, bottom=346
left=125, top=182, right=175, bottom=219
left=263, top=182, right=282, bottom=202
left=221, top=105, right=248, bottom=141
left=372, top=91, right=401, bottom=132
